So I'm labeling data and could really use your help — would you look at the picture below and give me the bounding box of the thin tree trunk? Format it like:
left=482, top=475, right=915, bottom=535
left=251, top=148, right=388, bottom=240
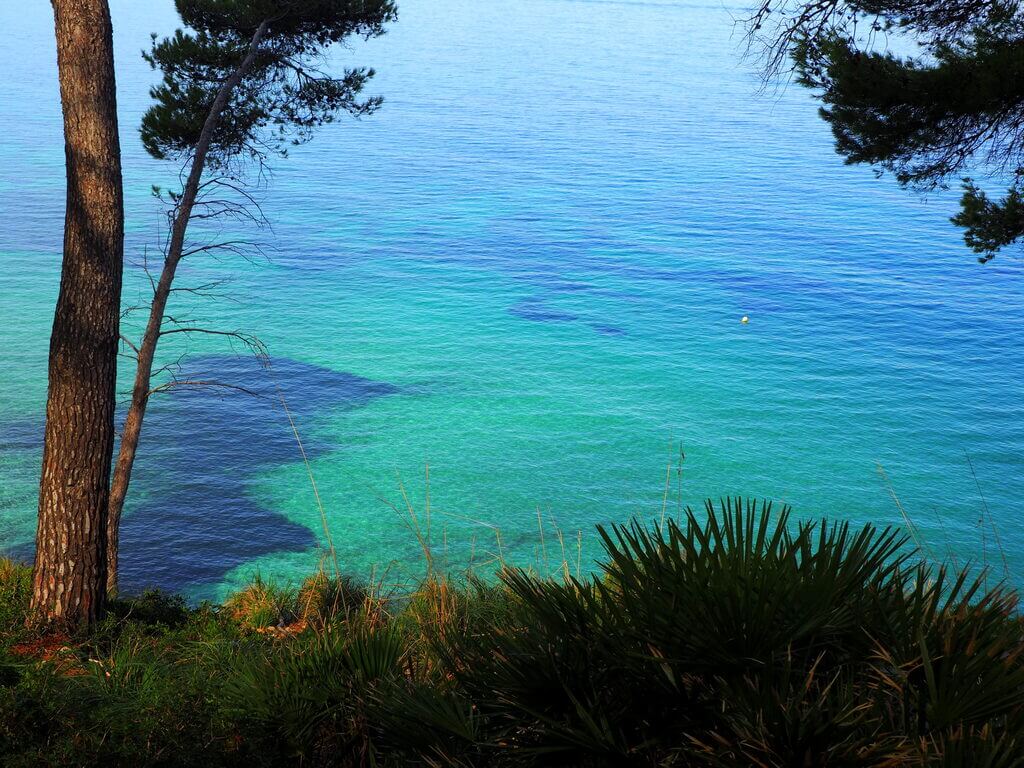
left=32, top=0, right=123, bottom=626
left=106, top=20, right=270, bottom=595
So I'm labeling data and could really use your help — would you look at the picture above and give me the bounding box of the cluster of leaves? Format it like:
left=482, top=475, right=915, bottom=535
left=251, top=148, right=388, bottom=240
left=752, top=0, right=1024, bottom=261
left=3, top=501, right=1024, bottom=766
left=140, top=0, right=397, bottom=166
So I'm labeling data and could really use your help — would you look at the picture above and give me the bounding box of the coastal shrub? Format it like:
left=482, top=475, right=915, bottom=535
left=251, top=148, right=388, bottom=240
left=398, top=574, right=516, bottom=647
left=107, top=589, right=191, bottom=629
left=223, top=574, right=298, bottom=630
left=401, top=499, right=1024, bottom=766
left=297, top=572, right=374, bottom=626
left=2, top=500, right=1024, bottom=766
left=222, top=623, right=408, bottom=764
left=0, top=559, right=31, bottom=638
left=0, top=620, right=278, bottom=766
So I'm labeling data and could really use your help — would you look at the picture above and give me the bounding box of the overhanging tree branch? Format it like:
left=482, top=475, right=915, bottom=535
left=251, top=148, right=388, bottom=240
left=105, top=0, right=396, bottom=595
left=747, top=0, right=1024, bottom=261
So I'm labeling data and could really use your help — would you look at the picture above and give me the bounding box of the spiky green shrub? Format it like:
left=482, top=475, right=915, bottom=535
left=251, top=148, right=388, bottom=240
left=390, top=498, right=1024, bottom=766
left=107, top=589, right=191, bottom=629
left=222, top=623, right=408, bottom=764
left=0, top=630, right=242, bottom=767
left=396, top=575, right=517, bottom=652
left=372, top=576, right=519, bottom=766
left=0, top=588, right=273, bottom=767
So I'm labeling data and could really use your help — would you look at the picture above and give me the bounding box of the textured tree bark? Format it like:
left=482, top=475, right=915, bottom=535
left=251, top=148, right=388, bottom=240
left=31, top=0, right=123, bottom=626
left=106, top=20, right=269, bottom=595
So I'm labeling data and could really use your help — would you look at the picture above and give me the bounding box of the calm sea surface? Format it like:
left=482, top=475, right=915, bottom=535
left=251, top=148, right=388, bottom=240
left=2, top=0, right=1023, bottom=599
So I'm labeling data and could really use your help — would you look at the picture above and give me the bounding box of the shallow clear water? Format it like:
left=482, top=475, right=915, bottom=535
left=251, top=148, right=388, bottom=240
left=2, top=0, right=1023, bottom=599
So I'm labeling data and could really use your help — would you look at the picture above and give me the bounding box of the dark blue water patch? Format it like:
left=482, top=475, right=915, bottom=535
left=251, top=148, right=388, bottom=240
left=591, top=323, right=626, bottom=337
left=116, top=354, right=399, bottom=594
left=527, top=278, right=595, bottom=294
left=116, top=497, right=316, bottom=592
left=147, top=354, right=399, bottom=460
left=702, top=268, right=848, bottom=313
left=1, top=356, right=399, bottom=595
left=0, top=417, right=41, bottom=453
left=509, top=297, right=579, bottom=323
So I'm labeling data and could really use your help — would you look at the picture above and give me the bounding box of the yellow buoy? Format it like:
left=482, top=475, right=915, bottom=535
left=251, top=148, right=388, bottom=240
left=741, top=316, right=749, bottom=324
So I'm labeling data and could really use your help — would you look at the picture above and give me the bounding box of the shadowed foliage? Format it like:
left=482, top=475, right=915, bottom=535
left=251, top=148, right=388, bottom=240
left=751, top=0, right=1024, bottom=262
left=3, top=501, right=1024, bottom=765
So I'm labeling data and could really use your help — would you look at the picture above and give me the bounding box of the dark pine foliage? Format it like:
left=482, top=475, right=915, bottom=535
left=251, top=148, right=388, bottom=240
left=752, top=0, right=1024, bottom=262
left=140, top=0, right=397, bottom=167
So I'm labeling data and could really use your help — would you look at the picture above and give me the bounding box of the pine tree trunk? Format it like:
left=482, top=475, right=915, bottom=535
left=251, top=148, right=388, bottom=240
left=31, top=0, right=123, bottom=626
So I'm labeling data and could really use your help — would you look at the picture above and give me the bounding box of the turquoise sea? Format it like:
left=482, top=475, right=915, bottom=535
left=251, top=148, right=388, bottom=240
left=2, top=0, right=1023, bottom=599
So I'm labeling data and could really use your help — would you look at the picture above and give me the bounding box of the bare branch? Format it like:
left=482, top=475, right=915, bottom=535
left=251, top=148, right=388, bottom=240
left=118, top=334, right=140, bottom=357
left=148, top=379, right=266, bottom=399
left=157, top=326, right=269, bottom=359
left=181, top=239, right=263, bottom=259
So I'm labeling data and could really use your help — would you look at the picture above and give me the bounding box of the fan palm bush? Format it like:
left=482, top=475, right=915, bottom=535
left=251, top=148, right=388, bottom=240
left=386, top=498, right=1024, bottom=766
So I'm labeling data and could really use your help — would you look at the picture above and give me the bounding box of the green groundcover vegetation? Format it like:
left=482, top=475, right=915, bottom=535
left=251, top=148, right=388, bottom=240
left=3, top=498, right=1024, bottom=767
